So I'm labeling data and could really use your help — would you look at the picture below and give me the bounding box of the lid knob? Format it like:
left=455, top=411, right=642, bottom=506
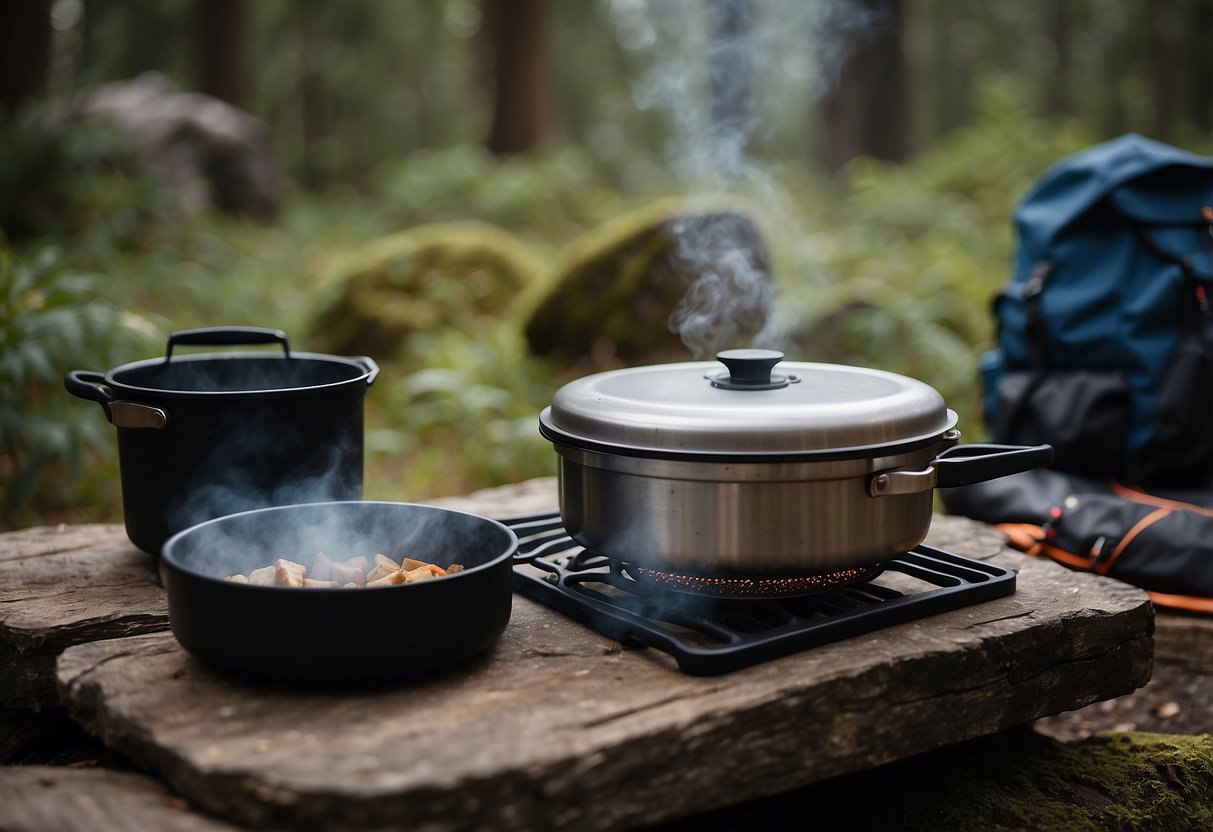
left=711, top=349, right=796, bottom=390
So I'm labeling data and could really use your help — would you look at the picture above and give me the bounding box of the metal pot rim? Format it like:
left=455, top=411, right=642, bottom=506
left=104, top=350, right=377, bottom=400
left=161, top=500, right=519, bottom=583
left=541, top=408, right=960, bottom=462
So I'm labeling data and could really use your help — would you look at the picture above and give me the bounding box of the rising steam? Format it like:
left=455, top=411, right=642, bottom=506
left=609, top=0, right=888, bottom=357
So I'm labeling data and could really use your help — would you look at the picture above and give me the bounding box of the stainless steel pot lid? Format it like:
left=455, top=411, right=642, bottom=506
left=541, top=349, right=956, bottom=457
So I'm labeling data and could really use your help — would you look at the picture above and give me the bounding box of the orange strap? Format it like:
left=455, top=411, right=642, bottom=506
left=1146, top=590, right=1213, bottom=614
left=997, top=511, right=1213, bottom=615
left=997, top=523, right=1044, bottom=555
left=1038, top=542, right=1100, bottom=571
left=1096, top=507, right=1172, bottom=576
left=1109, top=479, right=1213, bottom=517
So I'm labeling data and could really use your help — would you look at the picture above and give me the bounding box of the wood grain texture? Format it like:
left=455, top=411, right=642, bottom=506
left=54, top=498, right=1153, bottom=831
left=0, top=523, right=168, bottom=710
left=0, top=766, right=240, bottom=832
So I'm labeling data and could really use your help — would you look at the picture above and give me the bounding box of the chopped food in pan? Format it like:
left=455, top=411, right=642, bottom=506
left=224, top=553, right=463, bottom=587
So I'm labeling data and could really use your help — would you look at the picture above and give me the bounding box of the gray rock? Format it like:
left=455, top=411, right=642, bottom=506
left=62, top=72, right=279, bottom=219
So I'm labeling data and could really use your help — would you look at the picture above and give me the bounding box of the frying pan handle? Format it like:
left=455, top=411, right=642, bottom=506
left=868, top=443, right=1053, bottom=496
left=64, top=370, right=114, bottom=420
left=165, top=327, right=290, bottom=361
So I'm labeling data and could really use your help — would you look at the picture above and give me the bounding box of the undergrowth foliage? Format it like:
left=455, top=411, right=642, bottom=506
left=0, top=245, right=158, bottom=525
left=365, top=325, right=560, bottom=499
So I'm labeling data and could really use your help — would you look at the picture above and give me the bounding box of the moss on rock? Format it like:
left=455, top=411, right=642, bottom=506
left=524, top=196, right=774, bottom=371
left=660, top=729, right=1213, bottom=832
left=890, top=730, right=1213, bottom=832
left=310, top=221, right=547, bottom=359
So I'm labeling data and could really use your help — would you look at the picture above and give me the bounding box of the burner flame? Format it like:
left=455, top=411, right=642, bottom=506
left=630, top=563, right=881, bottom=599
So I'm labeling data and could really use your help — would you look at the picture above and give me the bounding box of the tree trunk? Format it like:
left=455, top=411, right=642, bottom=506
left=931, top=0, right=968, bottom=137
left=1043, top=0, right=1072, bottom=117
left=0, top=0, right=50, bottom=114
left=485, top=0, right=552, bottom=155
left=1148, top=0, right=1177, bottom=141
left=298, top=0, right=328, bottom=189
left=818, top=0, right=907, bottom=172
left=1189, top=0, right=1213, bottom=132
left=195, top=0, right=247, bottom=107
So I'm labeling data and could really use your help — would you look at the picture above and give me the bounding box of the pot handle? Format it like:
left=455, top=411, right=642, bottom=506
left=165, top=326, right=290, bottom=361
left=354, top=356, right=380, bottom=386
left=868, top=443, right=1053, bottom=496
left=64, top=370, right=115, bottom=420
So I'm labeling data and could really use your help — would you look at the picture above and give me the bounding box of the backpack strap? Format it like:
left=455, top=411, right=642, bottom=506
left=1130, top=222, right=1205, bottom=333
left=1022, top=260, right=1053, bottom=369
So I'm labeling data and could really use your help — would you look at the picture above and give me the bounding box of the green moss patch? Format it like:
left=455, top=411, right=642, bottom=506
left=890, top=731, right=1213, bottom=832
left=310, top=221, right=547, bottom=360
left=659, top=730, right=1213, bottom=832
left=524, top=196, right=774, bottom=370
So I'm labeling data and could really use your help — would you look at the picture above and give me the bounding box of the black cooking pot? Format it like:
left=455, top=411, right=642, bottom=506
left=160, top=501, right=517, bottom=683
left=65, top=327, right=378, bottom=554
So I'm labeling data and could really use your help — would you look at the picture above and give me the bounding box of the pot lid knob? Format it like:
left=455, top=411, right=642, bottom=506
left=711, top=349, right=798, bottom=390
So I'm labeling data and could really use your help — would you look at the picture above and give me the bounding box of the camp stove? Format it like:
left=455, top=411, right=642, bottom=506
left=501, top=513, right=1016, bottom=676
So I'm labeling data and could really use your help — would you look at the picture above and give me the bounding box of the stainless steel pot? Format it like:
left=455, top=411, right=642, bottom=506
left=539, top=349, right=1051, bottom=575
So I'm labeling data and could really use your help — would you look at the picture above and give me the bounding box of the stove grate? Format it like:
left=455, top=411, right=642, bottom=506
left=500, top=512, right=1016, bottom=676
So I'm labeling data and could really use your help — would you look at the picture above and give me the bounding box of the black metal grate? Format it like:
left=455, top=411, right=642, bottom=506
left=500, top=512, right=1017, bottom=676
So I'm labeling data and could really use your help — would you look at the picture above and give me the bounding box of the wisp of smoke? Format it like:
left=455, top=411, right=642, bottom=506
left=609, top=0, right=889, bottom=356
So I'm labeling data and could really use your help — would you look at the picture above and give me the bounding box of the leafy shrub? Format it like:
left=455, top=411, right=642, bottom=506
left=0, top=245, right=159, bottom=527
left=364, top=323, right=559, bottom=500
left=374, top=143, right=626, bottom=244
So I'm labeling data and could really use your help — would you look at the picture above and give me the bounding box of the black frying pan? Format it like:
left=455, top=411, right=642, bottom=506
left=160, top=501, right=517, bottom=684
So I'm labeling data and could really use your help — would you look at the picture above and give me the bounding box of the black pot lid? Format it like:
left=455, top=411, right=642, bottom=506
left=543, top=350, right=956, bottom=456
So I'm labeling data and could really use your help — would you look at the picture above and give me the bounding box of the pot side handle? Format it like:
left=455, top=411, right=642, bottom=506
left=165, top=326, right=290, bottom=361
left=933, top=443, right=1054, bottom=488
left=353, top=355, right=380, bottom=386
left=869, top=443, right=1053, bottom=496
left=64, top=370, right=114, bottom=421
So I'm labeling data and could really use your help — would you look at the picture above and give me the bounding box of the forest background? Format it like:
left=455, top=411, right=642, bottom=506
left=2, top=0, right=1212, bottom=529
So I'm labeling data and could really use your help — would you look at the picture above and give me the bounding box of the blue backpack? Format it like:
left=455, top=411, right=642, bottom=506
left=983, top=133, right=1213, bottom=488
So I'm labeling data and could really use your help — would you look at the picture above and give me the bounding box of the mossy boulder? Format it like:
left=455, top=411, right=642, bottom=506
left=311, top=221, right=547, bottom=359
left=525, top=197, right=774, bottom=371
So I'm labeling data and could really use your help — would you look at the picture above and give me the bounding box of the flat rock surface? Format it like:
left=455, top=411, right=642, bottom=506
left=0, top=765, right=240, bottom=832
left=53, top=479, right=1154, bottom=831
left=0, top=523, right=167, bottom=710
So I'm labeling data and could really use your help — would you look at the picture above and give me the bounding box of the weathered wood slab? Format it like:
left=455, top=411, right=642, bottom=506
left=54, top=484, right=1153, bottom=832
left=0, top=766, right=240, bottom=831
left=0, top=523, right=167, bottom=710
